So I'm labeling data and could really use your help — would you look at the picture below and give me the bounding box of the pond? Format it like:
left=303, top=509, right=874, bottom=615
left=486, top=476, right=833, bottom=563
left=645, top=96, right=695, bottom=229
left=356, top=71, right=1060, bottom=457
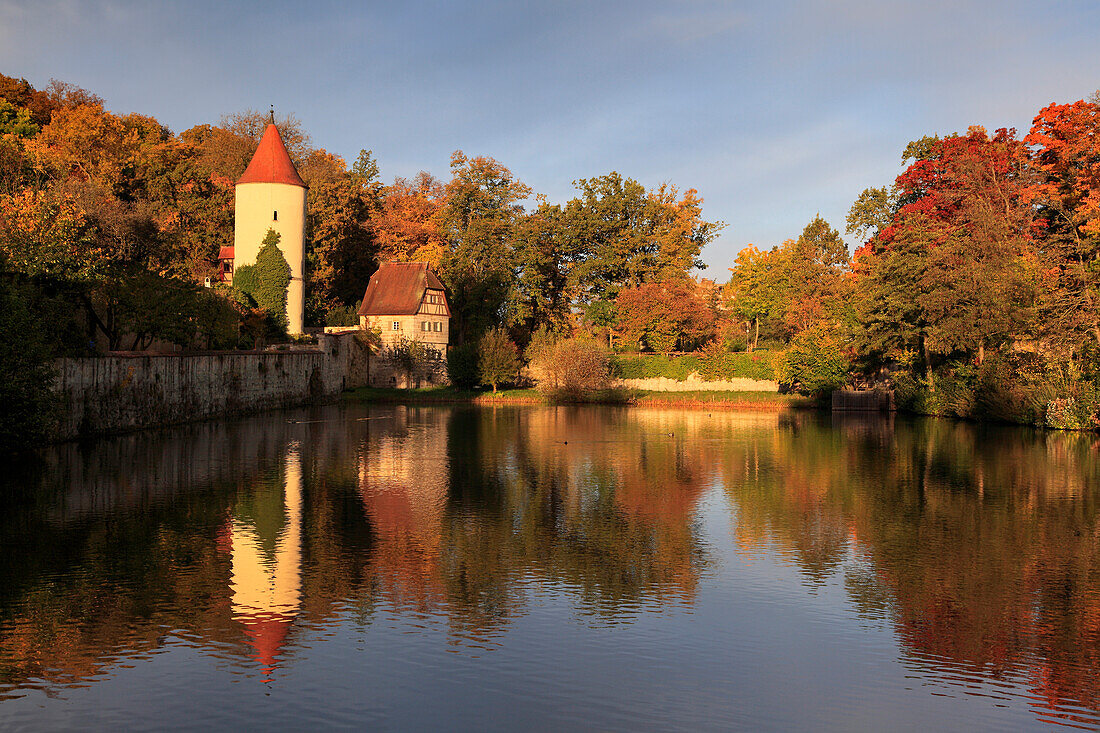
left=1, top=404, right=1099, bottom=731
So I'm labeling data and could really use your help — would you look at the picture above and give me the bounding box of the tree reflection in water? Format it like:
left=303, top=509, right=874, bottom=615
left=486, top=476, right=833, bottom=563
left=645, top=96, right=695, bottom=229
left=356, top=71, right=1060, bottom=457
left=723, top=414, right=1100, bottom=728
left=0, top=405, right=1097, bottom=728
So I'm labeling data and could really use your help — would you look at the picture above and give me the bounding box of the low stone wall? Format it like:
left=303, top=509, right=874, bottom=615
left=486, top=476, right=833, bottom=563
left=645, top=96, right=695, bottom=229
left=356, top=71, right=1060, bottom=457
left=614, top=376, right=778, bottom=392
left=53, top=333, right=369, bottom=440
left=831, top=389, right=894, bottom=412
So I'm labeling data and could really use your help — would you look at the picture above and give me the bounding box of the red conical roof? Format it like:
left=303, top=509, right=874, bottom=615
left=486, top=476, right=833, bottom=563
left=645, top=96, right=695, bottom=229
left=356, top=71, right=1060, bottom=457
left=241, top=614, right=294, bottom=679
left=237, top=123, right=306, bottom=187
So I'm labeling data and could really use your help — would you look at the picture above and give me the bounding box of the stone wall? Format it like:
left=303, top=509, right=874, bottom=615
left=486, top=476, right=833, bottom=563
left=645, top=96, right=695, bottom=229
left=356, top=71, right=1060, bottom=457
left=53, top=332, right=369, bottom=440
left=831, top=388, right=894, bottom=412
left=368, top=349, right=449, bottom=389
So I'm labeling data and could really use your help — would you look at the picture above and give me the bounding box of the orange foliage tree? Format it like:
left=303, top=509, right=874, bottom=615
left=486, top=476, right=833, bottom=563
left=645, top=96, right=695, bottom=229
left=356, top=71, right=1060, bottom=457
left=615, top=279, right=716, bottom=354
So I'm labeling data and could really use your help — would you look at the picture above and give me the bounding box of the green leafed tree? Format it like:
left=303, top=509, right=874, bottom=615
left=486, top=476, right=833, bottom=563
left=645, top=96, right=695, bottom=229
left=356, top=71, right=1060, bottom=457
left=0, top=99, right=38, bottom=138
left=478, top=328, right=520, bottom=392
left=560, top=172, right=721, bottom=301
left=0, top=265, right=58, bottom=452
left=438, top=151, right=532, bottom=344
left=383, top=335, right=443, bottom=387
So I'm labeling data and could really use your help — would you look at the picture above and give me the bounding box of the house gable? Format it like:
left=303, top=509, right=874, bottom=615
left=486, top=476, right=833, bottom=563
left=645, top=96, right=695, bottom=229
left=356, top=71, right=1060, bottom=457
left=358, top=262, right=449, bottom=317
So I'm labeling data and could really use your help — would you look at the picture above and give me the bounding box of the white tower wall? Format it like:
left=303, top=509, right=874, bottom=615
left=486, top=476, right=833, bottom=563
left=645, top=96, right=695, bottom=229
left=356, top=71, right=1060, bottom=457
left=234, top=182, right=307, bottom=335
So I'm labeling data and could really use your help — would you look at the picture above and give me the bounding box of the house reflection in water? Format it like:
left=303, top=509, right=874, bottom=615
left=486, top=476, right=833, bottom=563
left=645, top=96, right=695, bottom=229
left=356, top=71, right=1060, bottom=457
left=226, top=443, right=303, bottom=679
left=357, top=409, right=450, bottom=611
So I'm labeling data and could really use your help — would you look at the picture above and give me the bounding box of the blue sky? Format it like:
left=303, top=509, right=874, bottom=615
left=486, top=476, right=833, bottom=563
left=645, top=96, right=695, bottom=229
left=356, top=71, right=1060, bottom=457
left=1, top=0, right=1098, bottom=273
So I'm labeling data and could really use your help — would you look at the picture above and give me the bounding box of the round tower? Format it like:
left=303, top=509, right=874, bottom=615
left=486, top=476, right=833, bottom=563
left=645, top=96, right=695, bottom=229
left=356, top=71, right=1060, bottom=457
left=234, top=120, right=307, bottom=334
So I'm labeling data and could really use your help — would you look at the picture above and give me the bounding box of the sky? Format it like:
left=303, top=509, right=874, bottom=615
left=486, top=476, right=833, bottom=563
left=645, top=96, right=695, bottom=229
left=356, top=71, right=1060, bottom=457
left=1, top=0, right=1098, bottom=274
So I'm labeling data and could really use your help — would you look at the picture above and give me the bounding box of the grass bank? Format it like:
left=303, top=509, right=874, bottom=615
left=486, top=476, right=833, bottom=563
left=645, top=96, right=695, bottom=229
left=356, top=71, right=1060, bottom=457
left=343, top=386, right=810, bottom=410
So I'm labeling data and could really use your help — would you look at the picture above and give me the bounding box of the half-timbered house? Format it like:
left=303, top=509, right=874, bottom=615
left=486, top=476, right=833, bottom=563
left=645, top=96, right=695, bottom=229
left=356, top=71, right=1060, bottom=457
left=357, top=262, right=451, bottom=387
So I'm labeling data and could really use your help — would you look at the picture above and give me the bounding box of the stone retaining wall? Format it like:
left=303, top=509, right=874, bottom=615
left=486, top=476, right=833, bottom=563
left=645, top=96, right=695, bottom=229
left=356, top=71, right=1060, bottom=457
left=831, top=389, right=894, bottom=412
left=53, top=333, right=369, bottom=440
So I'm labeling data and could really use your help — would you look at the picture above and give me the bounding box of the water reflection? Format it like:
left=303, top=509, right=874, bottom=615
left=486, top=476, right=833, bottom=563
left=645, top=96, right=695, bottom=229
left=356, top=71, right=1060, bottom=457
left=0, top=406, right=1098, bottom=729
left=229, top=444, right=303, bottom=677
left=723, top=415, right=1100, bottom=728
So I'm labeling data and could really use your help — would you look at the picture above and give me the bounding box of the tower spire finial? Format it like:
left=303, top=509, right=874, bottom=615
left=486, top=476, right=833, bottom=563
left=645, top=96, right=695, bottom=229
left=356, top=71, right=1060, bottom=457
left=269, top=105, right=275, bottom=124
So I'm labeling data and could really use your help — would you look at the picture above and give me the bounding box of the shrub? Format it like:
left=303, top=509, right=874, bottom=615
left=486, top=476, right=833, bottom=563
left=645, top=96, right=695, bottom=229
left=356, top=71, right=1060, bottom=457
left=891, top=351, right=1100, bottom=430
left=0, top=275, right=58, bottom=452
left=612, top=350, right=777, bottom=382
left=448, top=343, right=479, bottom=389
left=612, top=354, right=700, bottom=380
left=697, top=341, right=777, bottom=381
left=777, top=325, right=852, bottom=397
left=478, top=329, right=520, bottom=392
left=325, top=303, right=360, bottom=327
left=1045, top=398, right=1085, bottom=430
left=530, top=339, right=612, bottom=400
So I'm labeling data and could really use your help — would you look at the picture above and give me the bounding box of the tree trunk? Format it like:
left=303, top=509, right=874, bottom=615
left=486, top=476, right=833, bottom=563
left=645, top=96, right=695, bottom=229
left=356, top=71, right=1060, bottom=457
left=752, top=317, right=760, bottom=352
left=78, top=292, right=111, bottom=347
left=921, top=335, right=934, bottom=392
left=977, top=341, right=985, bottom=366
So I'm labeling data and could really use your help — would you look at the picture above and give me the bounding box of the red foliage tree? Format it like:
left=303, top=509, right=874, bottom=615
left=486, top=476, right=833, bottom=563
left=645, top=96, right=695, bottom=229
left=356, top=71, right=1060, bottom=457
left=615, top=280, right=715, bottom=354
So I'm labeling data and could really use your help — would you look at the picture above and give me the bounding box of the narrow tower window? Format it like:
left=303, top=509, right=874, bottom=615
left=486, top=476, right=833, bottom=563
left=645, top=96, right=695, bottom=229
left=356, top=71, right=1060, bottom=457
left=273, top=210, right=278, bottom=221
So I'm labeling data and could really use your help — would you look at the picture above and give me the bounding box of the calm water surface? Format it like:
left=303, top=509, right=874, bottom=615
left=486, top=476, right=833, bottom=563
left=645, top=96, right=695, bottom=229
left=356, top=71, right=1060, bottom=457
left=1, top=405, right=1099, bottom=731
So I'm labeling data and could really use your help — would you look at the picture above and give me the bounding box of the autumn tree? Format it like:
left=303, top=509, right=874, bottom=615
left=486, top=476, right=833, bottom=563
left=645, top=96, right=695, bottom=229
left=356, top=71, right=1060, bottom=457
left=854, top=127, right=1038, bottom=372
left=0, top=73, right=56, bottom=127
left=615, top=280, right=715, bottom=354
left=726, top=216, right=851, bottom=351
left=438, top=151, right=531, bottom=343
left=477, top=328, right=520, bottom=392
left=561, top=172, right=719, bottom=301
left=305, top=151, right=379, bottom=319
left=373, top=172, right=446, bottom=265
left=1023, top=99, right=1100, bottom=345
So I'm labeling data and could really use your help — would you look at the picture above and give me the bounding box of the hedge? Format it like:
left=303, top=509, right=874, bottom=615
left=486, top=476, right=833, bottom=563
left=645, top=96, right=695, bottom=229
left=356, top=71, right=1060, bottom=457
left=612, top=352, right=776, bottom=382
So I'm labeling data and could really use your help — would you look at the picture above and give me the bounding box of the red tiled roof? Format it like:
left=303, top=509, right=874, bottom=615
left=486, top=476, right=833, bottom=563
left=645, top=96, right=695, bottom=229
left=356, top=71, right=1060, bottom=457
left=236, top=124, right=306, bottom=188
left=357, top=262, right=448, bottom=316
left=218, top=246, right=234, bottom=260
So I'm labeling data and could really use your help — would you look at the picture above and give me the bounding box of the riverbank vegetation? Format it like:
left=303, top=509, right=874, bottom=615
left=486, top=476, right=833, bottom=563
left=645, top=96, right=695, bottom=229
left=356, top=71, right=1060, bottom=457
left=344, top=385, right=806, bottom=410
left=2, top=70, right=1100, bottom=437
left=720, top=98, right=1100, bottom=429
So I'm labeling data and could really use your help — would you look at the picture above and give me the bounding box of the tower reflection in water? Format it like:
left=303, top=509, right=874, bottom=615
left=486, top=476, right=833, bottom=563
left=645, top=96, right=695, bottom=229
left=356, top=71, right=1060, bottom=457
left=227, top=443, right=303, bottom=679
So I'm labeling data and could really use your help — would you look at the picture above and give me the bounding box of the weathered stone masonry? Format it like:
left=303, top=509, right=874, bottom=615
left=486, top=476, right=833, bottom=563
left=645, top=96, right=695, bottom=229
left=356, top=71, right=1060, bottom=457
left=53, top=333, right=368, bottom=440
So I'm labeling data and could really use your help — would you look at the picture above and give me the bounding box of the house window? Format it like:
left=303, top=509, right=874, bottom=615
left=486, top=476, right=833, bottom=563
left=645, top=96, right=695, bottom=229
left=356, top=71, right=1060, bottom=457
left=392, top=321, right=400, bottom=331
left=422, top=321, right=430, bottom=332
left=273, top=210, right=278, bottom=221
left=433, top=321, right=443, bottom=332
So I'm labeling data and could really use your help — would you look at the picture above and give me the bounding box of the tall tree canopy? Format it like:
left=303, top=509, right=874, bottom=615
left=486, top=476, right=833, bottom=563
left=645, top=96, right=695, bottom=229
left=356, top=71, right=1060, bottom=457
left=437, top=151, right=531, bottom=343
left=854, top=127, right=1038, bottom=367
